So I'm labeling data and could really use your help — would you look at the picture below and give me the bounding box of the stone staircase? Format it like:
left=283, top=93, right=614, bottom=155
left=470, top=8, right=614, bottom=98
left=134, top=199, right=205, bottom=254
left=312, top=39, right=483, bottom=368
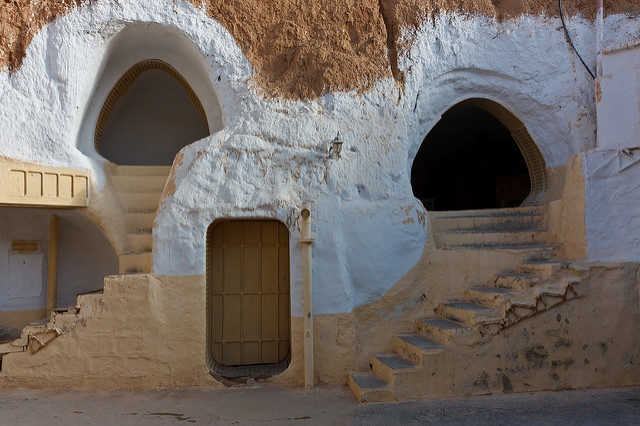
left=0, top=166, right=170, bottom=358
left=431, top=206, right=552, bottom=251
left=0, top=295, right=95, bottom=356
left=107, top=165, right=171, bottom=274
left=348, top=206, right=582, bottom=402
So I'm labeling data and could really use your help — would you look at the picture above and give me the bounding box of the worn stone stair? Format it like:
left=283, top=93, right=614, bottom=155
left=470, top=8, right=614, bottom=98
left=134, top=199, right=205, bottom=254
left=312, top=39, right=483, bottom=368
left=0, top=303, right=86, bottom=356
left=431, top=206, right=554, bottom=252
left=349, top=206, right=584, bottom=402
left=348, top=259, right=583, bottom=402
left=107, top=165, right=171, bottom=274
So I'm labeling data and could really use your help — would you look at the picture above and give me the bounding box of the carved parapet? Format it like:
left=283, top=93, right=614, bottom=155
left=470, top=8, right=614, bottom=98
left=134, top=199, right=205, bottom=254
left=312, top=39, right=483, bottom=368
left=0, top=159, right=90, bottom=208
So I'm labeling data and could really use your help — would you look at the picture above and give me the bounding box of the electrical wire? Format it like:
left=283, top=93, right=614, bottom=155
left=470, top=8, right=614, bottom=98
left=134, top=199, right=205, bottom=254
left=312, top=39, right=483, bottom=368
left=559, top=0, right=596, bottom=80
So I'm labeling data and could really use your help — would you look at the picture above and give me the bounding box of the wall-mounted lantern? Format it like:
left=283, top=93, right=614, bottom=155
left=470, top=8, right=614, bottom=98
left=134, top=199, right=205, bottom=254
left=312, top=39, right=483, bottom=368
left=328, top=133, right=343, bottom=159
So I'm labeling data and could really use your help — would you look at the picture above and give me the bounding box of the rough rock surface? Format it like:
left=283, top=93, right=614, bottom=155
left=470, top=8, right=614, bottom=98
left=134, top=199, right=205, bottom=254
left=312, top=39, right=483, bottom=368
left=1, top=0, right=639, bottom=99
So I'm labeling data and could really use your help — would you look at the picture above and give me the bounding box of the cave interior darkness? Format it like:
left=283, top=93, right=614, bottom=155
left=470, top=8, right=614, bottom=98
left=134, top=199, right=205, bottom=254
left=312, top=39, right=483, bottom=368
left=411, top=104, right=531, bottom=211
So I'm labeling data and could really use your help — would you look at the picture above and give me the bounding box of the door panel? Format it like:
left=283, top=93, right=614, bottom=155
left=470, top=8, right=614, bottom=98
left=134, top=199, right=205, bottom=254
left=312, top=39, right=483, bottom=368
left=209, top=220, right=290, bottom=367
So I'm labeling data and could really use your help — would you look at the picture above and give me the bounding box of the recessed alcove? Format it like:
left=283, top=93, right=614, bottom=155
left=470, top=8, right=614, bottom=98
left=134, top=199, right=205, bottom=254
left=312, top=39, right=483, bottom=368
left=95, top=60, right=210, bottom=165
left=411, top=99, right=547, bottom=211
left=77, top=23, right=223, bottom=166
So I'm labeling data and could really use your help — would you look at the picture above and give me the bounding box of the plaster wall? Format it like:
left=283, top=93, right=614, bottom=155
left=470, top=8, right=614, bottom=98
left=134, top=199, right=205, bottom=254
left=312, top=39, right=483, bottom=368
left=583, top=43, right=640, bottom=261
left=597, top=42, right=640, bottom=150
left=546, top=154, right=587, bottom=260
left=584, top=148, right=640, bottom=261
left=56, top=212, right=119, bottom=306
left=2, top=262, right=638, bottom=392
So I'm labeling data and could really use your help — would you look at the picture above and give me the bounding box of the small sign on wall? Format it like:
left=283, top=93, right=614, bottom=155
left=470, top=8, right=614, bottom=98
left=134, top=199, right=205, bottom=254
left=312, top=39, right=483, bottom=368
left=8, top=240, right=44, bottom=299
left=11, top=240, right=40, bottom=254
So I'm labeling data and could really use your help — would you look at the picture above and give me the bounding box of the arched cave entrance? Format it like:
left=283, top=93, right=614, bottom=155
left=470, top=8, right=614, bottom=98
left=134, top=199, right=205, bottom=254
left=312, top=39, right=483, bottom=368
left=411, top=99, right=547, bottom=211
left=95, top=59, right=210, bottom=166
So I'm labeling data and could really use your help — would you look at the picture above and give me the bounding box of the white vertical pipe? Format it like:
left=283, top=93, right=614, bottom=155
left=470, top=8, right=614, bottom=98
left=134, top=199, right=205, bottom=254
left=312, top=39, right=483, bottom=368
left=300, top=206, right=315, bottom=388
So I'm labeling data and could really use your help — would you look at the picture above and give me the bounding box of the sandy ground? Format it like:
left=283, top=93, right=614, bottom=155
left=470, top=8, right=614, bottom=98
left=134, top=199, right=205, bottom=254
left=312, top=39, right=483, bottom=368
left=0, top=384, right=639, bottom=425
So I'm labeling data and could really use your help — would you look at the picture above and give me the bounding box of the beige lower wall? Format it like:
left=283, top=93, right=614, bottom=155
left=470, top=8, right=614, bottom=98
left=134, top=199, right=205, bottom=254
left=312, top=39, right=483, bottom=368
left=1, top=260, right=639, bottom=393
left=1, top=275, right=220, bottom=388
left=546, top=164, right=567, bottom=202
left=0, top=308, right=46, bottom=330
left=548, top=153, right=587, bottom=260
left=298, top=262, right=640, bottom=394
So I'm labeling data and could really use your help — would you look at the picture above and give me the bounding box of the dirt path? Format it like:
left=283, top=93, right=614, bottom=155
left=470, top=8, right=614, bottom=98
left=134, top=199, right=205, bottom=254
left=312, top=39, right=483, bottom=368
left=0, top=384, right=639, bottom=424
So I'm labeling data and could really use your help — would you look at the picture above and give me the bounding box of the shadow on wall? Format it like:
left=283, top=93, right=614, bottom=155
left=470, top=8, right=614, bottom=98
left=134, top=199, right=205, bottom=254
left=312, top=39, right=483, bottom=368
left=96, top=60, right=211, bottom=165
left=0, top=208, right=118, bottom=331
left=57, top=212, right=118, bottom=306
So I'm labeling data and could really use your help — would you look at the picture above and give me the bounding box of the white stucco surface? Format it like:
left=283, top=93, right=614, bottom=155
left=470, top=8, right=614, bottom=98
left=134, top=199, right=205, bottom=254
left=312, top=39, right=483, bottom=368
left=597, top=42, right=640, bottom=150
left=0, top=0, right=638, bottom=315
left=0, top=209, right=117, bottom=312
left=584, top=148, right=640, bottom=262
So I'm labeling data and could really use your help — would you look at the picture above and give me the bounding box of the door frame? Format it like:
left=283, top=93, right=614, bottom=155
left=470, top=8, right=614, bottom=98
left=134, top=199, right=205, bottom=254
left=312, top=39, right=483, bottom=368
left=205, top=218, right=292, bottom=379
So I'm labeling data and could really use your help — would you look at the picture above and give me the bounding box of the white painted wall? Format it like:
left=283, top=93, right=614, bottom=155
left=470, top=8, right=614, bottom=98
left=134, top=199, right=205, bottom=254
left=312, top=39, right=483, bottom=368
left=583, top=148, right=640, bottom=262
left=0, top=209, right=118, bottom=312
left=597, top=42, right=640, bottom=150
left=57, top=213, right=119, bottom=306
left=583, top=42, right=640, bottom=261
left=0, top=0, right=638, bottom=315
left=0, top=209, right=48, bottom=311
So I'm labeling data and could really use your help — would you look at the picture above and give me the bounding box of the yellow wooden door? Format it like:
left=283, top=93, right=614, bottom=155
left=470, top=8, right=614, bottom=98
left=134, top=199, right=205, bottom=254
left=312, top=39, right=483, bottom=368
left=209, top=220, right=290, bottom=366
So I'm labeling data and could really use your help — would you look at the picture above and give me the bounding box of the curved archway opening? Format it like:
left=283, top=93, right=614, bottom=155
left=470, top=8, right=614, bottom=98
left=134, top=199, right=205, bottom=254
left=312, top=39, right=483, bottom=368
left=411, top=99, right=547, bottom=211
left=95, top=59, right=210, bottom=166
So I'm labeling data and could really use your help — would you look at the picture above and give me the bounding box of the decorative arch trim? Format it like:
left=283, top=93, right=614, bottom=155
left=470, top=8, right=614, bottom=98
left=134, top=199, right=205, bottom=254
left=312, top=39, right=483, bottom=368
left=94, top=59, right=209, bottom=153
left=458, top=98, right=548, bottom=206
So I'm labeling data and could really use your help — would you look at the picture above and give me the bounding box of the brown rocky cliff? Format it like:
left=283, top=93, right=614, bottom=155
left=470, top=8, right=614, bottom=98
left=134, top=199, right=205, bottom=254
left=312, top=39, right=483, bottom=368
left=1, top=0, right=638, bottom=99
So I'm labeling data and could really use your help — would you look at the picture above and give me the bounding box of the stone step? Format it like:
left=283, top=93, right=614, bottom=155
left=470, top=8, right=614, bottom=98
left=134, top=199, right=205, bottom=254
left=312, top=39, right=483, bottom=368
left=117, top=193, right=163, bottom=213
left=518, top=261, right=564, bottom=276
left=435, top=301, right=502, bottom=327
left=126, top=212, right=155, bottom=233
left=108, top=165, right=172, bottom=177
left=392, top=334, right=445, bottom=365
left=415, top=317, right=473, bottom=346
left=119, top=251, right=153, bottom=274
left=538, top=279, right=579, bottom=297
left=126, top=233, right=153, bottom=252
left=438, top=242, right=557, bottom=254
left=348, top=372, right=394, bottom=402
left=110, top=175, right=168, bottom=193
left=465, top=286, right=516, bottom=308
left=537, top=280, right=580, bottom=305
left=436, top=230, right=549, bottom=248
left=0, top=341, right=25, bottom=354
left=369, top=353, right=421, bottom=385
left=493, top=272, right=544, bottom=290
left=432, top=213, right=546, bottom=233
left=429, top=206, right=545, bottom=219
